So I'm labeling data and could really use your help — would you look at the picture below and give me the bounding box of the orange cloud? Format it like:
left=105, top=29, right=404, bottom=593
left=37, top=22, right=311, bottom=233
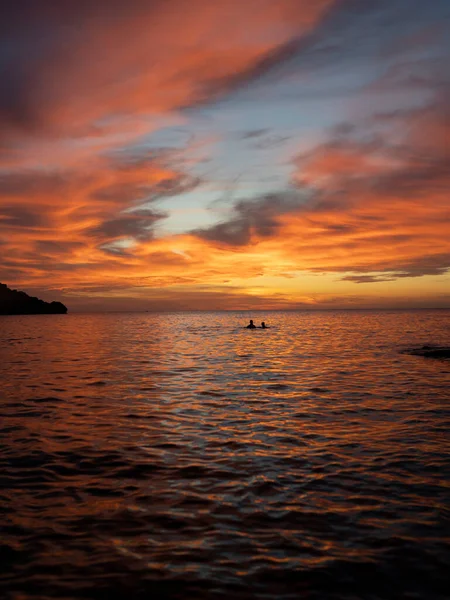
left=180, top=99, right=450, bottom=287
left=1, top=1, right=449, bottom=310
left=2, top=114, right=449, bottom=308
left=0, top=0, right=336, bottom=138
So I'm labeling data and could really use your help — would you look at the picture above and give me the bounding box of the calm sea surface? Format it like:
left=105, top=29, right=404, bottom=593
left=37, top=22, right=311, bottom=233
left=1, top=310, right=449, bottom=600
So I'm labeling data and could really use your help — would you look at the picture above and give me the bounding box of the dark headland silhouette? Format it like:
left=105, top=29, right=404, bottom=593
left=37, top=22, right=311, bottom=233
left=0, top=283, right=67, bottom=315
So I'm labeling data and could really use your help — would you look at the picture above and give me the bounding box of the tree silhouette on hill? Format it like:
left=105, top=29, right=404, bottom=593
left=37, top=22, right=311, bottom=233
left=0, top=283, right=67, bottom=315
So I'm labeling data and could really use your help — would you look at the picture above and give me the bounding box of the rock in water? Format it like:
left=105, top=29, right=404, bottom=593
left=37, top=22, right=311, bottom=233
left=0, top=283, right=68, bottom=315
left=406, top=345, right=450, bottom=359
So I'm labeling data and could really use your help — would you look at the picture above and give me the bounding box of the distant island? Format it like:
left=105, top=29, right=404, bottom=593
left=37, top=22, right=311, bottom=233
left=0, top=283, right=68, bottom=315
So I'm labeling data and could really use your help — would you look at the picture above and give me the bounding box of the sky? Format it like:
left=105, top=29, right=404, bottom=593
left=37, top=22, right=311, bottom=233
left=1, top=0, right=449, bottom=311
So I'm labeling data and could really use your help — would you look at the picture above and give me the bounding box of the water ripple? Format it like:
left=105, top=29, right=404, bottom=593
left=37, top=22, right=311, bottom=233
left=0, top=310, right=449, bottom=599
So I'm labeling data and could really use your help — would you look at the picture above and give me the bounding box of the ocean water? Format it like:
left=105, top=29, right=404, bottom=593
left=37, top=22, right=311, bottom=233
left=1, top=310, right=449, bottom=600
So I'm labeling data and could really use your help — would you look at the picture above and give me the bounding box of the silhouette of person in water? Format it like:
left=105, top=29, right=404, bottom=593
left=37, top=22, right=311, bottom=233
left=260, top=322, right=268, bottom=329
left=246, top=319, right=256, bottom=329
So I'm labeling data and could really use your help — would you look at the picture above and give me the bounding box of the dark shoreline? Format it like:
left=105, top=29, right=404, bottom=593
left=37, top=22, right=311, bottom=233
left=0, top=283, right=67, bottom=315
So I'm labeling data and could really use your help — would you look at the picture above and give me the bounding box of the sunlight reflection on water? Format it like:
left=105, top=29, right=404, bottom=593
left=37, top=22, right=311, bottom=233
left=1, top=310, right=449, bottom=599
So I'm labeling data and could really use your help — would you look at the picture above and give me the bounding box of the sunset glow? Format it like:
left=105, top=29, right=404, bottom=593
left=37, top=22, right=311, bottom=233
left=1, top=0, right=449, bottom=310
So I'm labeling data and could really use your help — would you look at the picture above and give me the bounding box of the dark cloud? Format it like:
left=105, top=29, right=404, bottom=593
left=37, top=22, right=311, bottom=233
left=95, top=147, right=201, bottom=204
left=241, top=129, right=269, bottom=139
left=92, top=182, right=151, bottom=205
left=394, top=253, right=450, bottom=278
left=340, top=274, right=396, bottom=283
left=87, top=208, right=167, bottom=242
left=0, top=266, right=31, bottom=281
left=148, top=174, right=201, bottom=201
left=193, top=191, right=307, bottom=246
left=91, top=171, right=200, bottom=209
left=0, top=204, right=47, bottom=228
left=336, top=253, right=450, bottom=282
left=98, top=244, right=134, bottom=258
left=252, top=134, right=292, bottom=151
left=0, top=170, right=69, bottom=196
left=371, top=161, right=450, bottom=196
left=194, top=218, right=250, bottom=246
left=105, top=146, right=178, bottom=169
left=35, top=240, right=85, bottom=254
left=146, top=251, right=189, bottom=266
